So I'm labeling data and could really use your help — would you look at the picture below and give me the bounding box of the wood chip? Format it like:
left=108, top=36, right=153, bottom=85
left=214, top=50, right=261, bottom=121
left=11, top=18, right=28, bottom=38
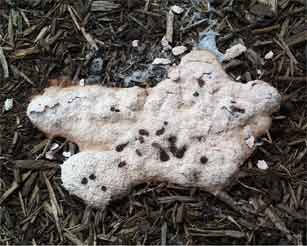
left=161, top=222, right=167, bottom=245
left=14, top=160, right=60, bottom=170
left=43, top=172, right=63, bottom=240
left=286, top=31, right=307, bottom=47
left=64, top=230, right=84, bottom=245
left=0, top=171, right=31, bottom=205
left=252, top=198, right=292, bottom=241
left=166, top=10, right=174, bottom=44
left=10, top=64, right=35, bottom=85
left=91, top=1, right=120, bottom=12
left=0, top=46, right=9, bottom=78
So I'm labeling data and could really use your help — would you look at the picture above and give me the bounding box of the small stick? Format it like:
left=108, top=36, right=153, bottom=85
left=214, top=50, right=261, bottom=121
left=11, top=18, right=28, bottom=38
left=181, top=18, right=208, bottom=33
left=286, top=31, right=307, bottom=47
left=252, top=24, right=280, bottom=34
left=277, top=35, right=298, bottom=64
left=81, top=27, right=98, bottom=50
left=43, top=172, right=63, bottom=240
left=10, top=64, right=35, bottom=85
left=275, top=76, right=307, bottom=82
left=0, top=171, right=32, bottom=205
left=166, top=10, right=174, bottom=43
left=67, top=5, right=81, bottom=31
left=0, top=46, right=9, bottom=78
left=256, top=198, right=293, bottom=241
left=68, top=5, right=97, bottom=50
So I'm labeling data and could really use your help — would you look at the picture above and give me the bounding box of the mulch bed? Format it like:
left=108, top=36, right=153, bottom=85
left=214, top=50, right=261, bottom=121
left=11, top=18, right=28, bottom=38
left=0, top=0, right=306, bottom=244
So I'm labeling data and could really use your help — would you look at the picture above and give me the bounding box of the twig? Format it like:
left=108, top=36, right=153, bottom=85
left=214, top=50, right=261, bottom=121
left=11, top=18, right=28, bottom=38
left=43, top=172, right=63, bottom=241
left=81, top=27, right=98, bottom=50
left=67, top=5, right=81, bottom=31
left=180, top=18, right=208, bottom=33
left=0, top=46, right=9, bottom=78
left=91, top=1, right=120, bottom=12
left=0, top=171, right=32, bottom=205
left=10, top=64, right=35, bottom=85
left=166, top=10, right=174, bottom=43
left=275, top=76, right=307, bottom=82
left=252, top=24, right=280, bottom=34
left=252, top=197, right=293, bottom=241
left=161, top=222, right=167, bottom=245
left=286, top=31, right=307, bottom=47
left=64, top=230, right=84, bottom=245
left=14, top=159, right=60, bottom=170
left=68, top=5, right=97, bottom=50
left=276, top=36, right=298, bottom=64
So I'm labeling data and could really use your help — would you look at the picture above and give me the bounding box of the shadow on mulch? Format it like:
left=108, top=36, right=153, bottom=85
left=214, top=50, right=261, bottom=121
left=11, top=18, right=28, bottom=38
left=0, top=0, right=306, bottom=244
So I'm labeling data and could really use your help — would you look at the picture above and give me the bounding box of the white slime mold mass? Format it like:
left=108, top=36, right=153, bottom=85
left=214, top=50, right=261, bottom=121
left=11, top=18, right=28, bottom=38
left=27, top=49, right=281, bottom=208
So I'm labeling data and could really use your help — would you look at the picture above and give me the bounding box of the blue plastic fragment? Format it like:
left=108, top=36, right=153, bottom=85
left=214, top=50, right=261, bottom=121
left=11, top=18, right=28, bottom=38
left=198, top=30, right=225, bottom=62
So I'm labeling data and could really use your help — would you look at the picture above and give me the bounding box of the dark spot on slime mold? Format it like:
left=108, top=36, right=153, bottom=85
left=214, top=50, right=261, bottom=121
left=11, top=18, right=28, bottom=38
left=197, top=78, right=205, bottom=87
left=156, top=127, right=165, bottom=136
left=152, top=142, right=170, bottom=162
left=81, top=177, right=88, bottom=185
left=89, top=174, right=96, bottom=180
left=200, top=156, right=208, bottom=164
left=118, top=161, right=127, bottom=168
left=135, top=149, right=143, bottom=156
left=230, top=105, right=245, bottom=114
left=159, top=148, right=170, bottom=162
left=110, top=106, right=120, bottom=112
left=139, top=129, right=149, bottom=136
left=138, top=136, right=145, bottom=143
left=116, top=142, right=129, bottom=152
left=193, top=91, right=199, bottom=97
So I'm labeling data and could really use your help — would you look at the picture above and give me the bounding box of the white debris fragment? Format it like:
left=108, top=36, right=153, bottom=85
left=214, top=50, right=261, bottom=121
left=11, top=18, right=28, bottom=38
left=132, top=40, right=139, bottom=48
left=245, top=136, right=255, bottom=148
left=256, top=160, right=269, bottom=170
left=255, top=140, right=263, bottom=146
left=45, top=143, right=60, bottom=160
left=171, top=5, right=184, bottom=14
left=172, top=46, right=187, bottom=56
left=264, top=51, right=274, bottom=60
left=257, top=69, right=262, bottom=75
left=27, top=49, right=281, bottom=208
left=223, top=43, right=247, bottom=61
left=79, top=79, right=85, bottom=86
left=45, top=151, right=55, bottom=160
left=50, top=143, right=59, bottom=151
left=63, top=151, right=72, bottom=158
left=152, top=58, right=171, bottom=65
left=161, top=36, right=172, bottom=50
left=3, top=98, right=13, bottom=112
